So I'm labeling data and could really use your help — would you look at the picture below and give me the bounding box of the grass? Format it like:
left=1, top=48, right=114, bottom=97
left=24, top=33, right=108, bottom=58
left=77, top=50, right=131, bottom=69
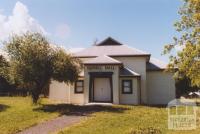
left=0, top=97, right=199, bottom=134
left=0, top=97, right=59, bottom=134
left=58, top=105, right=200, bottom=134
left=0, top=97, right=137, bottom=134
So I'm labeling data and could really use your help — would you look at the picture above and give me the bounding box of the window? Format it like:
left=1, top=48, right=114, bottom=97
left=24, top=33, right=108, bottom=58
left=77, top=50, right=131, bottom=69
left=75, top=80, right=84, bottom=93
left=122, top=80, right=132, bottom=94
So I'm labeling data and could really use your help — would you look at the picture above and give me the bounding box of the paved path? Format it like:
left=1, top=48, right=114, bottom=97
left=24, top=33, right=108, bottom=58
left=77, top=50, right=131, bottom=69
left=17, top=115, right=83, bottom=134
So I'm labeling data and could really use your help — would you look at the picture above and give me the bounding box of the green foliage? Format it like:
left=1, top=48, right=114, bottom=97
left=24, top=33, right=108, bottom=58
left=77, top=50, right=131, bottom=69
left=164, top=0, right=200, bottom=87
left=4, top=32, right=81, bottom=103
left=0, top=55, right=13, bottom=92
left=0, top=55, right=8, bottom=70
left=51, top=49, right=81, bottom=83
left=175, top=77, right=199, bottom=97
left=0, top=55, right=9, bottom=81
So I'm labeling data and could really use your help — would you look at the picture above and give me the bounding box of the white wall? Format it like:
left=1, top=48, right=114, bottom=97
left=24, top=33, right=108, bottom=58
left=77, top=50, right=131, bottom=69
left=49, top=80, right=84, bottom=104
left=119, top=77, right=139, bottom=104
left=69, top=78, right=84, bottom=104
left=113, top=57, right=147, bottom=104
left=146, top=71, right=176, bottom=104
left=49, top=80, right=70, bottom=103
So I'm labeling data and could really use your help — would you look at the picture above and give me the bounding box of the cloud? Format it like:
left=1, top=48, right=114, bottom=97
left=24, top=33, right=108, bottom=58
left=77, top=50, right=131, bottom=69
left=55, top=23, right=70, bottom=39
left=0, top=1, right=47, bottom=42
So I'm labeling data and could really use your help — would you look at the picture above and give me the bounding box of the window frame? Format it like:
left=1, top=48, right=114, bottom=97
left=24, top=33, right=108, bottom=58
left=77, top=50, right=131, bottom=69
left=75, top=80, right=84, bottom=94
left=122, top=79, right=133, bottom=94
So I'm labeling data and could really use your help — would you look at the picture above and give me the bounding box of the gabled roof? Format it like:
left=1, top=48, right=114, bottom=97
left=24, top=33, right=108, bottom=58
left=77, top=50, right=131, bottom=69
left=83, top=55, right=122, bottom=65
left=74, top=37, right=150, bottom=58
left=120, top=67, right=140, bottom=77
left=147, top=58, right=167, bottom=71
left=96, top=37, right=122, bottom=46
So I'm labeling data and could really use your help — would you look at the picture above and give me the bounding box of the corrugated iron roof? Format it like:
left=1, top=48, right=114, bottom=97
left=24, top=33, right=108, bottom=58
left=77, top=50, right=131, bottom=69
left=73, top=37, right=150, bottom=58
left=120, top=67, right=140, bottom=77
left=147, top=58, right=167, bottom=71
left=83, top=55, right=122, bottom=65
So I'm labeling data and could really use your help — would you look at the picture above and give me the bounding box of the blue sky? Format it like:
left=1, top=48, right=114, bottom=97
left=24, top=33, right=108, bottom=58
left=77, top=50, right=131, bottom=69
left=0, top=0, right=182, bottom=61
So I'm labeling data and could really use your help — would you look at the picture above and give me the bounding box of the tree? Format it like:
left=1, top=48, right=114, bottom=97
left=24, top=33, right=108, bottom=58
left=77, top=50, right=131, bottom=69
left=175, top=77, right=198, bottom=98
left=0, top=55, right=13, bottom=93
left=4, top=33, right=81, bottom=103
left=0, top=55, right=9, bottom=81
left=163, top=0, right=200, bottom=87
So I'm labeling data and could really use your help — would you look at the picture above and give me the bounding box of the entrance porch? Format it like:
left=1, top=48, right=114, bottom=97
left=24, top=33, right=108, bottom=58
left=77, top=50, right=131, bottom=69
left=88, top=72, right=113, bottom=103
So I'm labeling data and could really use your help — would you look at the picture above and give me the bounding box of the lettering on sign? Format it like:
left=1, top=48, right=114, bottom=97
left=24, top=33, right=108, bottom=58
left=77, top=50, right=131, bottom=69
left=87, top=66, right=102, bottom=70
left=86, top=65, right=115, bottom=70
left=105, top=66, right=115, bottom=70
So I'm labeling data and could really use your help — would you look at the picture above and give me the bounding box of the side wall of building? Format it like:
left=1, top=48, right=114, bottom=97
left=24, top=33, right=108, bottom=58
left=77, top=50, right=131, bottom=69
left=49, top=80, right=84, bottom=104
left=49, top=80, right=70, bottom=103
left=146, top=71, right=176, bottom=104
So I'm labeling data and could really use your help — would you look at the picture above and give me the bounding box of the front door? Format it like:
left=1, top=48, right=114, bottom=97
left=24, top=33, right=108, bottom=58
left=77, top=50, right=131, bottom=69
left=94, top=78, right=111, bottom=102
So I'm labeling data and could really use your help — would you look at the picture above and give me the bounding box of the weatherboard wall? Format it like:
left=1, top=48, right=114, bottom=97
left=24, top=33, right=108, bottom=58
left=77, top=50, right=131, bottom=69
left=113, top=56, right=147, bottom=104
left=146, top=71, right=176, bottom=104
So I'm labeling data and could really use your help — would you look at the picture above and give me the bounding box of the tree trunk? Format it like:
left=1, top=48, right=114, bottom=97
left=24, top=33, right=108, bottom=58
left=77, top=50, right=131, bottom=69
left=31, top=89, right=40, bottom=104
left=31, top=80, right=50, bottom=103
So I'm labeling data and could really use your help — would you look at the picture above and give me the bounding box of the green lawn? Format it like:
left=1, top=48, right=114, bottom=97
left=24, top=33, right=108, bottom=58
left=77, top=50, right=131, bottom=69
left=0, top=97, right=59, bottom=134
left=0, top=97, right=199, bottom=134
left=58, top=105, right=200, bottom=134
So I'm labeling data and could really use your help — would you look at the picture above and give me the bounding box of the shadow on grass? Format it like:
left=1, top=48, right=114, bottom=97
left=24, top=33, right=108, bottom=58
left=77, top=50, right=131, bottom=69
left=143, top=104, right=167, bottom=108
left=196, top=102, right=200, bottom=106
left=0, top=104, right=10, bottom=112
left=33, top=104, right=129, bottom=116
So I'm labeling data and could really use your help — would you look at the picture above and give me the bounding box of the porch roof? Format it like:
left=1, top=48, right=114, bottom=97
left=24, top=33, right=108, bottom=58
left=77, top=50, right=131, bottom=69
left=120, top=67, right=140, bottom=77
left=83, top=55, right=122, bottom=65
